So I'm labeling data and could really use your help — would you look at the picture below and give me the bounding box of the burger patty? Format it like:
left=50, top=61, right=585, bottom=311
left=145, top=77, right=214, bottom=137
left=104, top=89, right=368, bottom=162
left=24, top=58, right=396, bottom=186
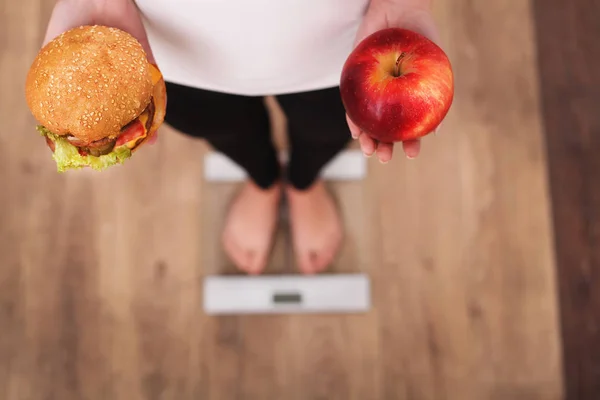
left=64, top=98, right=156, bottom=157
left=144, top=98, right=156, bottom=132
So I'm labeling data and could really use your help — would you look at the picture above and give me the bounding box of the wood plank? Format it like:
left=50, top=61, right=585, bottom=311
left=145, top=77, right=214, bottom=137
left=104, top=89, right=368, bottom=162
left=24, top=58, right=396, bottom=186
left=532, top=0, right=600, bottom=398
left=353, top=0, right=565, bottom=397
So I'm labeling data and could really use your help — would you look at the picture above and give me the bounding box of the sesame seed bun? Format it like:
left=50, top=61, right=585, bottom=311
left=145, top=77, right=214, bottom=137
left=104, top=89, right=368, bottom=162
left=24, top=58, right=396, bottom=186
left=25, top=25, right=153, bottom=143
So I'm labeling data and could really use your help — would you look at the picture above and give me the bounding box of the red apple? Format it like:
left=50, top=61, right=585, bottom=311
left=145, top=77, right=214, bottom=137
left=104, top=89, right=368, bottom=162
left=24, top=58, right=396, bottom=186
left=340, top=28, right=454, bottom=143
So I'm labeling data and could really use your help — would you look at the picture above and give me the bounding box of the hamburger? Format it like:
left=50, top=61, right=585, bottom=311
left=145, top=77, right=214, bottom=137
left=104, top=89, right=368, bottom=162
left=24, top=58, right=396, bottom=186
left=25, top=25, right=167, bottom=172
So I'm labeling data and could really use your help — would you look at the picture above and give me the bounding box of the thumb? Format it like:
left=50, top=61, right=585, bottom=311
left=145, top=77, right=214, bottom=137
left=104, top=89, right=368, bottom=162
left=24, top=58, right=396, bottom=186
left=147, top=130, right=160, bottom=145
left=400, top=9, right=442, bottom=46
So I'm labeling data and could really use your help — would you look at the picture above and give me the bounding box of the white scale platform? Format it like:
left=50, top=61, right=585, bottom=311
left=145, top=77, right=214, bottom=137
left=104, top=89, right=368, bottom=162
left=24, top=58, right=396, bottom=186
left=202, top=149, right=370, bottom=315
left=204, top=274, right=370, bottom=315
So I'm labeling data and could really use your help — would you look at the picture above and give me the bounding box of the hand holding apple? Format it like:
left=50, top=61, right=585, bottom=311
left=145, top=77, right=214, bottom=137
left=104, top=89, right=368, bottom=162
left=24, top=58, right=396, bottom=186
left=341, top=27, right=454, bottom=161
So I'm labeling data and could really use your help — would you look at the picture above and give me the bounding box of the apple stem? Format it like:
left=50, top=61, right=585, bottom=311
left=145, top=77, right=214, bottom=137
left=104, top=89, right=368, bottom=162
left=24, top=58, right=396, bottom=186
left=394, top=52, right=406, bottom=77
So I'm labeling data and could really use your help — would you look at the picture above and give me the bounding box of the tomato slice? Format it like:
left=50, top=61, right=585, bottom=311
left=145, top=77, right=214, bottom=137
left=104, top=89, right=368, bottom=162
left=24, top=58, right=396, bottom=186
left=45, top=136, right=56, bottom=153
left=115, top=120, right=146, bottom=148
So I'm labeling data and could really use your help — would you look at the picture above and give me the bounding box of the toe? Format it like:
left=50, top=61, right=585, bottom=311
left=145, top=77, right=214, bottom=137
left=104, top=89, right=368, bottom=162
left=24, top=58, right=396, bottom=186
left=246, top=249, right=268, bottom=275
left=315, top=233, right=342, bottom=272
left=298, top=248, right=333, bottom=275
left=297, top=250, right=318, bottom=275
left=223, top=234, right=253, bottom=273
left=314, top=246, right=337, bottom=273
left=314, top=252, right=334, bottom=273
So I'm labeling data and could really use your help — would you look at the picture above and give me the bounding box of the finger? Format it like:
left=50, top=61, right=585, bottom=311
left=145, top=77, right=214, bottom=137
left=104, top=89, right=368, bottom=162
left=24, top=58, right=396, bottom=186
left=376, top=142, right=394, bottom=163
left=346, top=114, right=361, bottom=139
left=147, top=131, right=159, bottom=145
left=402, top=139, right=421, bottom=159
left=359, top=133, right=377, bottom=157
left=401, top=10, right=442, bottom=46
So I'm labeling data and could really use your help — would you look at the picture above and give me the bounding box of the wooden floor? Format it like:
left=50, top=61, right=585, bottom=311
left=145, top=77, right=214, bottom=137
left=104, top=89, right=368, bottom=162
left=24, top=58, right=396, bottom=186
left=532, top=0, right=600, bottom=398
left=3, top=0, right=595, bottom=398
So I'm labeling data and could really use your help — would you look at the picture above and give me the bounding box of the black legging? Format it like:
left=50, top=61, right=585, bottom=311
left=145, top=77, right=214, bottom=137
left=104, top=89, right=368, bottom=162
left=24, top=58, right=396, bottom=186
left=163, top=81, right=352, bottom=190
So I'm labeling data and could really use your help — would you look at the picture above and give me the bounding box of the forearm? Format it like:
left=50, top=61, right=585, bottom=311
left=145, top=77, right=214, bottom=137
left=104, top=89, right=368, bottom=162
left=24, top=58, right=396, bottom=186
left=369, top=0, right=433, bottom=11
left=44, top=0, right=155, bottom=63
left=359, top=0, right=439, bottom=44
left=44, top=0, right=99, bottom=45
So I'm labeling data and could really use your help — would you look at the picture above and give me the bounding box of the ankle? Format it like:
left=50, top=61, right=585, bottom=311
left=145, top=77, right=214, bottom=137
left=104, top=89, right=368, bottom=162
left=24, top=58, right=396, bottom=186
left=285, top=179, right=323, bottom=197
left=247, top=179, right=282, bottom=194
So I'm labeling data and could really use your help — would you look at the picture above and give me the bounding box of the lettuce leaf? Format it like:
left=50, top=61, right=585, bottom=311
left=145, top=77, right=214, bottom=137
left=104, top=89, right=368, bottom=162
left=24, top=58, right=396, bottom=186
left=37, top=126, right=131, bottom=172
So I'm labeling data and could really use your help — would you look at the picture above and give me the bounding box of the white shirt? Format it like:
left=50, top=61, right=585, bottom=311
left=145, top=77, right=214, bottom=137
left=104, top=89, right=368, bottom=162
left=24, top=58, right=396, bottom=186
left=135, top=0, right=369, bottom=96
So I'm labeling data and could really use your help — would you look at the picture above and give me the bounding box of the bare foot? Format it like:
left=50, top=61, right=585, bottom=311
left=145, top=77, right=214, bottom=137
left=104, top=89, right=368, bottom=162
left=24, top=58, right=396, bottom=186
left=222, top=180, right=281, bottom=274
left=286, top=180, right=343, bottom=274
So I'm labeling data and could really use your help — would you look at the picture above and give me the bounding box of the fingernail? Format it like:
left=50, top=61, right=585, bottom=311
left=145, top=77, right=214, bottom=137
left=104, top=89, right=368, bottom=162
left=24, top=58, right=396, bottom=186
left=379, top=159, right=389, bottom=164
left=365, top=152, right=374, bottom=158
left=406, top=154, right=415, bottom=160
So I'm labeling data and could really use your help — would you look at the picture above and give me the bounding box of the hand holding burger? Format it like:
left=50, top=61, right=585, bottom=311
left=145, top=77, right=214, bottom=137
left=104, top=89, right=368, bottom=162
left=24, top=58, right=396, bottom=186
left=25, top=1, right=166, bottom=172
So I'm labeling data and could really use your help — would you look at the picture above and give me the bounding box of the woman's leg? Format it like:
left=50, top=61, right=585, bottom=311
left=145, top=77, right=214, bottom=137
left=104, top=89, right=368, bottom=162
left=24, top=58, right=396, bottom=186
left=276, top=87, right=352, bottom=191
left=165, top=81, right=282, bottom=274
left=275, top=87, right=352, bottom=273
left=164, top=81, right=280, bottom=188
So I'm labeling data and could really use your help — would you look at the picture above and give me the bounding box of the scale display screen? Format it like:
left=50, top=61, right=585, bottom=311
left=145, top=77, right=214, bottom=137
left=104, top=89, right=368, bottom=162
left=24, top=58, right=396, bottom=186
left=272, top=292, right=302, bottom=304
